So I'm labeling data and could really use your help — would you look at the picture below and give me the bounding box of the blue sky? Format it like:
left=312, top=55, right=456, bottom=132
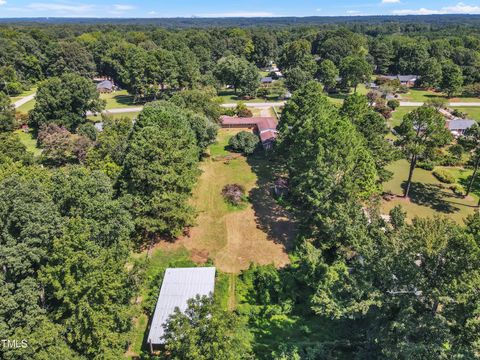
left=1, top=0, right=480, bottom=18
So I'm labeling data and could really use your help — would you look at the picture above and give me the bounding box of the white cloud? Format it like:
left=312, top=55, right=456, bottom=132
left=196, top=12, right=276, bottom=17
left=0, top=0, right=6, bottom=6
left=382, top=0, right=400, bottom=3
left=148, top=10, right=157, bottom=15
left=393, top=2, right=480, bottom=15
left=27, top=2, right=95, bottom=14
left=347, top=10, right=362, bottom=14
left=113, top=4, right=135, bottom=11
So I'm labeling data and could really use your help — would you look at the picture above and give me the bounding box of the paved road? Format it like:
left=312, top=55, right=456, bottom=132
left=221, top=102, right=286, bottom=108
left=13, top=93, right=36, bottom=109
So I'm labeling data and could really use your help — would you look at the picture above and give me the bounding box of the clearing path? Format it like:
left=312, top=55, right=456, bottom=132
left=157, top=129, right=296, bottom=273
left=13, top=93, right=36, bottom=109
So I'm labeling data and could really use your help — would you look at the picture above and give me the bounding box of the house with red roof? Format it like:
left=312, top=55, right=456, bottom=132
left=220, top=116, right=278, bottom=150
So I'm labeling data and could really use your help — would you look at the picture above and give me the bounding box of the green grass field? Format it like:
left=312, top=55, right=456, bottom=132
left=382, top=160, right=478, bottom=223
left=14, top=130, right=41, bottom=157
left=16, top=99, right=35, bottom=114
left=87, top=111, right=141, bottom=122
left=389, top=106, right=417, bottom=128
left=217, top=90, right=285, bottom=104
left=401, top=88, right=480, bottom=103
left=100, top=90, right=137, bottom=109
left=450, top=107, right=480, bottom=121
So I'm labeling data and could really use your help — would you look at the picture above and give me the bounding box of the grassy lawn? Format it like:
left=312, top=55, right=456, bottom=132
left=14, top=129, right=41, bottom=157
left=9, top=86, right=37, bottom=103
left=87, top=111, right=141, bottom=122
left=389, top=106, right=417, bottom=128
left=451, top=107, right=480, bottom=121
left=326, top=83, right=369, bottom=105
left=174, top=129, right=295, bottom=273
left=401, top=88, right=480, bottom=103
left=381, top=160, right=478, bottom=223
left=100, top=90, right=136, bottom=109
left=217, top=90, right=284, bottom=104
left=16, top=99, right=36, bottom=114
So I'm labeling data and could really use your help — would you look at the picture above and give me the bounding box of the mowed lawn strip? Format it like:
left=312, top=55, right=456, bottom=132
left=381, top=160, right=478, bottom=223
left=172, top=128, right=294, bottom=273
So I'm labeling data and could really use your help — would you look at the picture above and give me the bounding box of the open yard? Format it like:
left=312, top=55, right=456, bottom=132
left=9, top=86, right=37, bottom=103
left=14, top=129, right=41, bottom=157
left=156, top=128, right=296, bottom=273
left=451, top=107, right=480, bottom=121
left=100, top=89, right=136, bottom=109
left=381, top=160, right=478, bottom=223
left=400, top=88, right=480, bottom=103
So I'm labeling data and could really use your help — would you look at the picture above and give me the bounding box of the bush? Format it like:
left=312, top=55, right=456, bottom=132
left=222, top=183, right=246, bottom=205
left=417, top=161, right=436, bottom=171
left=451, top=109, right=467, bottom=119
left=387, top=99, right=400, bottom=110
left=235, top=102, right=253, bottom=118
left=450, top=183, right=465, bottom=196
left=432, top=169, right=456, bottom=184
left=463, top=83, right=480, bottom=97
left=228, top=131, right=259, bottom=154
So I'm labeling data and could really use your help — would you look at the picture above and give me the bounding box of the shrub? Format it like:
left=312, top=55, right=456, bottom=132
left=450, top=183, right=465, bottom=196
left=463, top=83, right=480, bottom=97
left=432, top=168, right=455, bottom=184
left=417, top=161, right=436, bottom=171
left=387, top=99, right=400, bottom=110
left=235, top=102, right=253, bottom=118
left=451, top=109, right=467, bottom=119
left=222, top=183, right=246, bottom=205
left=228, top=131, right=259, bottom=154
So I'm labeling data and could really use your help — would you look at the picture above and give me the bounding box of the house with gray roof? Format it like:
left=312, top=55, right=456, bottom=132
left=447, top=118, right=476, bottom=136
left=380, top=75, right=419, bottom=87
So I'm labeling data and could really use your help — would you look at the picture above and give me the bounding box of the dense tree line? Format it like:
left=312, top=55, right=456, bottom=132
left=1, top=20, right=480, bottom=359
left=2, top=22, right=480, bottom=100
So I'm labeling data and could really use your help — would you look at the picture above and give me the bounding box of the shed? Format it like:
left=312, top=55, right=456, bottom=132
left=147, top=267, right=216, bottom=352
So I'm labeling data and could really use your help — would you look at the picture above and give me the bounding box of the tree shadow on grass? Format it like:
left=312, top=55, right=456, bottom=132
left=246, top=152, right=297, bottom=251
left=112, top=94, right=135, bottom=106
left=402, top=181, right=462, bottom=213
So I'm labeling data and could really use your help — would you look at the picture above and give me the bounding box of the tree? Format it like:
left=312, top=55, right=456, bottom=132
left=419, top=58, right=442, bottom=88
left=163, top=295, right=252, bottom=360
left=228, top=131, right=259, bottom=155
left=396, top=106, right=452, bottom=197
left=339, top=56, right=372, bottom=92
left=250, top=32, right=278, bottom=67
left=0, top=133, right=33, bottom=165
left=341, top=94, right=397, bottom=182
left=316, top=59, right=339, bottom=91
left=310, top=217, right=480, bottom=358
left=278, top=39, right=316, bottom=75
left=277, top=82, right=378, bottom=248
left=46, top=41, right=96, bottom=78
left=284, top=67, right=310, bottom=93
left=0, top=66, right=23, bottom=96
left=169, top=88, right=222, bottom=123
left=29, top=73, right=105, bottom=132
left=460, top=124, right=480, bottom=197
left=215, top=55, right=259, bottom=97
left=0, top=91, right=16, bottom=132
left=121, top=102, right=200, bottom=239
left=441, top=62, right=464, bottom=97
left=37, top=124, right=76, bottom=166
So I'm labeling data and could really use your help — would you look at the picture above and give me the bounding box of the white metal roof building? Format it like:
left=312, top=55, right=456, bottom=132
left=147, top=267, right=216, bottom=351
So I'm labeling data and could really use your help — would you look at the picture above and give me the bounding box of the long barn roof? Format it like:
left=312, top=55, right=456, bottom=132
left=148, top=267, right=216, bottom=345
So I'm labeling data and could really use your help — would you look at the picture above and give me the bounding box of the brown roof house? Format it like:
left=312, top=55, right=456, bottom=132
left=221, top=115, right=279, bottom=150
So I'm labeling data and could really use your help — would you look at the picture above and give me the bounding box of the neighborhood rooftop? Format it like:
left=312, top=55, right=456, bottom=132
left=147, top=267, right=216, bottom=348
